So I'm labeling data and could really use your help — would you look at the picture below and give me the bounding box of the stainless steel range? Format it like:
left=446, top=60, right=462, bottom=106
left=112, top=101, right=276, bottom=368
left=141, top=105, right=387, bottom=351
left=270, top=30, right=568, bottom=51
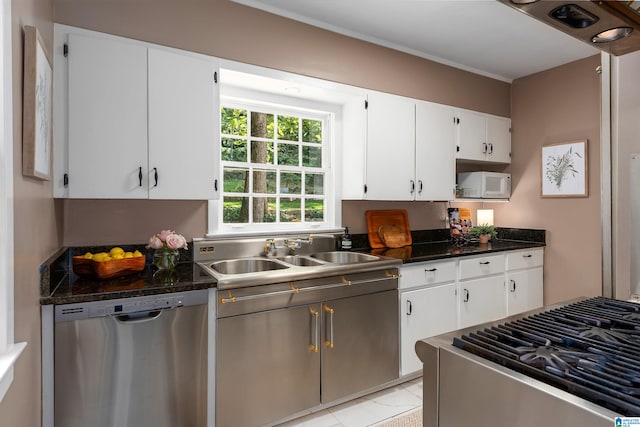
left=416, top=297, right=640, bottom=427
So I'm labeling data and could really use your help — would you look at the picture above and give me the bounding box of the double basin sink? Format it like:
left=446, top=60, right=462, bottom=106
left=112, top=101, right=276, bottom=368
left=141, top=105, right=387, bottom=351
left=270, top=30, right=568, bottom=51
left=210, top=251, right=379, bottom=275
left=200, top=251, right=400, bottom=289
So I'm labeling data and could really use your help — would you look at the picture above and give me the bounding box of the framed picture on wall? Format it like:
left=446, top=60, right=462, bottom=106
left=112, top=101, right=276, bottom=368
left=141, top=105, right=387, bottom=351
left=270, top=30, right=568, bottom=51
left=22, top=25, right=53, bottom=181
left=541, top=140, right=588, bottom=198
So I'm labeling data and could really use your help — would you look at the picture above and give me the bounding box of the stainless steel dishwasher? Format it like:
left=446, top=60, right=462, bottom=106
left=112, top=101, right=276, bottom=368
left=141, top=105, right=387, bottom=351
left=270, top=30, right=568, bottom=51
left=216, top=269, right=399, bottom=427
left=54, top=289, right=208, bottom=427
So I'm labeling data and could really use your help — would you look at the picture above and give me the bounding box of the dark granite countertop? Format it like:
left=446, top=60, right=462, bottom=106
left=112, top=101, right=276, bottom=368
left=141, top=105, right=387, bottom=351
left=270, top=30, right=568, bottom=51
left=40, top=246, right=216, bottom=305
left=41, top=228, right=545, bottom=305
left=351, top=226, right=546, bottom=264
left=366, top=239, right=546, bottom=264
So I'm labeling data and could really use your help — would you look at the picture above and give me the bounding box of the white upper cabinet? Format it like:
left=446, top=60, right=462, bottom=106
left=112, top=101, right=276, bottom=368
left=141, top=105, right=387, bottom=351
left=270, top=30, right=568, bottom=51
left=148, top=49, right=219, bottom=200
left=67, top=33, right=149, bottom=198
left=415, top=101, right=456, bottom=201
left=365, top=92, right=416, bottom=201
left=456, top=110, right=511, bottom=164
left=57, top=27, right=220, bottom=199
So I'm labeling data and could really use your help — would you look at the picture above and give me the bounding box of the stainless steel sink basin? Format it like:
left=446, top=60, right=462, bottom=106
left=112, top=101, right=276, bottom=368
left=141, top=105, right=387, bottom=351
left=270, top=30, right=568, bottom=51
left=277, top=255, right=325, bottom=267
left=209, top=259, right=289, bottom=275
left=311, top=251, right=379, bottom=264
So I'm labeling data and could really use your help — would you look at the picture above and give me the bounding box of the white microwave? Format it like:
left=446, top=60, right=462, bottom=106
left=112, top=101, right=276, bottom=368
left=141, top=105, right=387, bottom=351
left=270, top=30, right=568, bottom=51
left=457, top=172, right=511, bottom=199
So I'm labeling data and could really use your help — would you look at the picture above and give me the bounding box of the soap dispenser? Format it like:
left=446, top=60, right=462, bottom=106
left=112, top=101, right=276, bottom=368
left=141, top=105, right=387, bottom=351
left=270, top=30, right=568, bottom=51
left=341, top=227, right=352, bottom=250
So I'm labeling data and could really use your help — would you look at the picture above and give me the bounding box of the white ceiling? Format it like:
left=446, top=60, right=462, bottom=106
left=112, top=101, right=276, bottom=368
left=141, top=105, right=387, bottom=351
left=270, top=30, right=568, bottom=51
left=232, top=0, right=600, bottom=82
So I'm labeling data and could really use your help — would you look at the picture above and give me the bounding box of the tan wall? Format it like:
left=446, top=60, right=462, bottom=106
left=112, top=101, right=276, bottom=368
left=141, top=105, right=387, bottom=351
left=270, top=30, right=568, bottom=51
left=494, top=55, right=602, bottom=305
left=612, top=50, right=640, bottom=299
left=0, top=0, right=57, bottom=425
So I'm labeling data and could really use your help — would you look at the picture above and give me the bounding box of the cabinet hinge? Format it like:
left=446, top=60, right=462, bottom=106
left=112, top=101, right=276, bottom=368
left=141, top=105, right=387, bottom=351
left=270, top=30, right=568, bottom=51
left=214, top=71, right=218, bottom=84
left=364, top=100, right=368, bottom=110
left=63, top=173, right=69, bottom=187
left=63, top=43, right=69, bottom=58
left=364, top=184, right=368, bottom=194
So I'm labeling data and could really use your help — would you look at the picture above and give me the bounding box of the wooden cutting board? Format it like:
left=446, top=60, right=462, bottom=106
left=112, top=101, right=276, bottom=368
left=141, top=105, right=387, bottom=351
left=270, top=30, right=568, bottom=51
left=366, top=209, right=411, bottom=249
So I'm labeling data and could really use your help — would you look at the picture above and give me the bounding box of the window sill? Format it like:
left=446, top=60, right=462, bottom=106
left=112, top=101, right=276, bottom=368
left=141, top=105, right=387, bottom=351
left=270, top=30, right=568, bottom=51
left=0, top=342, right=26, bottom=402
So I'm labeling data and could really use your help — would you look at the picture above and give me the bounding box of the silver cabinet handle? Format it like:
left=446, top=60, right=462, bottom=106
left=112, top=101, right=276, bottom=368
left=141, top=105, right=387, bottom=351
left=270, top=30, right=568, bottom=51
left=463, top=288, right=470, bottom=302
left=510, top=280, right=517, bottom=292
left=425, top=268, right=437, bottom=273
left=407, top=300, right=412, bottom=315
left=418, top=180, right=423, bottom=194
left=323, top=303, right=335, bottom=349
left=488, top=143, right=493, bottom=154
left=482, top=142, right=488, bottom=154
left=309, top=307, right=319, bottom=353
left=410, top=180, right=415, bottom=194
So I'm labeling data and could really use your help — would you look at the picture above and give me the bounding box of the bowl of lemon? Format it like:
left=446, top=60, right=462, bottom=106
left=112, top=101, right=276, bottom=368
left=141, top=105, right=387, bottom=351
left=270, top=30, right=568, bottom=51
left=73, top=247, right=146, bottom=279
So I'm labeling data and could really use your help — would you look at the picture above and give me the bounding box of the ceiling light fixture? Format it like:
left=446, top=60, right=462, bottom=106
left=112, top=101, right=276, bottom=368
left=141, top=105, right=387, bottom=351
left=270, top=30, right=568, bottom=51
left=592, top=27, right=633, bottom=43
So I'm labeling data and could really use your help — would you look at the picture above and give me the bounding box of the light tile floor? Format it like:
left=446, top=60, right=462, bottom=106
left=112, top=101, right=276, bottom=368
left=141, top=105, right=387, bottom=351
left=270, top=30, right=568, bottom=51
left=276, top=378, right=423, bottom=427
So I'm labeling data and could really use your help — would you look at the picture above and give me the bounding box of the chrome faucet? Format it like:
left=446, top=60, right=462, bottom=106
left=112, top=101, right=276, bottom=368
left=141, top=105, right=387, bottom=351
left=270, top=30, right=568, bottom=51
left=284, top=236, right=314, bottom=251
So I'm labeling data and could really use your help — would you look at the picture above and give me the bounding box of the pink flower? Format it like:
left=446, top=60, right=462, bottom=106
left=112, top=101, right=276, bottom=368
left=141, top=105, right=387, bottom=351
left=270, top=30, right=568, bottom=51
left=166, top=233, right=188, bottom=250
left=158, top=230, right=173, bottom=242
left=146, top=235, right=164, bottom=250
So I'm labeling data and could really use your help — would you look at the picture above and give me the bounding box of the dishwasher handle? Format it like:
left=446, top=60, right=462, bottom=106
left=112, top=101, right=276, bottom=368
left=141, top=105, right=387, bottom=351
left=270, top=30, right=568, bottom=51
left=115, top=310, right=163, bottom=324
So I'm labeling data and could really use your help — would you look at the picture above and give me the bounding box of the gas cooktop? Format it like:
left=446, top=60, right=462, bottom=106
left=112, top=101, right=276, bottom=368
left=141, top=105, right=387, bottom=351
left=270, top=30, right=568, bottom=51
left=453, top=297, right=640, bottom=416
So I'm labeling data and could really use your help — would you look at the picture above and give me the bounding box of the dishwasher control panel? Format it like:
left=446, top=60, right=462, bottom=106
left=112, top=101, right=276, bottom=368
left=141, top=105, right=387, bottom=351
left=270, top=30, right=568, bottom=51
left=55, top=294, right=185, bottom=322
left=89, top=295, right=184, bottom=318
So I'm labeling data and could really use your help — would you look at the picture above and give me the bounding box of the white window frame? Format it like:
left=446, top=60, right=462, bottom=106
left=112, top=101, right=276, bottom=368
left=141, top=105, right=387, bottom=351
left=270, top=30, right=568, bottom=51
left=218, top=98, right=333, bottom=233
left=0, top=0, right=26, bottom=403
left=209, top=86, right=344, bottom=236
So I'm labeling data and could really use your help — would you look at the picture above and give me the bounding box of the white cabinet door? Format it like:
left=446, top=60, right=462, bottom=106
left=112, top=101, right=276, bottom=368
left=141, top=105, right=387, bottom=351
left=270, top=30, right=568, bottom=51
left=415, top=102, right=456, bottom=201
left=365, top=92, right=415, bottom=200
left=67, top=34, right=148, bottom=198
left=456, top=110, right=486, bottom=162
left=148, top=49, right=219, bottom=200
left=486, top=116, right=511, bottom=164
left=459, top=276, right=506, bottom=329
left=506, top=267, right=544, bottom=316
left=400, top=284, right=458, bottom=375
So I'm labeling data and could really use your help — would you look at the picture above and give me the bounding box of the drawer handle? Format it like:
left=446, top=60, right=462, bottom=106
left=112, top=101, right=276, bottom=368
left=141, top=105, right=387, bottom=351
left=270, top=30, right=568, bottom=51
left=341, top=276, right=352, bottom=286
left=220, top=291, right=236, bottom=304
left=463, top=288, right=470, bottom=302
left=407, top=300, right=412, bottom=315
left=289, top=283, right=300, bottom=293
left=425, top=268, right=437, bottom=272
left=385, top=270, right=401, bottom=279
left=523, top=254, right=533, bottom=258
left=479, top=261, right=491, bottom=265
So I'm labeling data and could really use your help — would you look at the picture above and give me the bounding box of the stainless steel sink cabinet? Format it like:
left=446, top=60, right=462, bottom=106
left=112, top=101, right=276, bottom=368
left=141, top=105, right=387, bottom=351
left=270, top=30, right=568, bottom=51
left=216, top=269, right=399, bottom=427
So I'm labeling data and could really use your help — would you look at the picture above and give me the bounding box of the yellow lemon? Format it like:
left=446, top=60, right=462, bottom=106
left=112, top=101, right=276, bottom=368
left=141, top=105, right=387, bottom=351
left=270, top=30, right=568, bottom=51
left=103, top=255, right=112, bottom=262
left=109, top=247, right=125, bottom=257
left=92, top=252, right=108, bottom=261
left=133, top=250, right=143, bottom=258
left=112, top=254, right=124, bottom=260
left=123, top=252, right=134, bottom=258
left=83, top=252, right=93, bottom=259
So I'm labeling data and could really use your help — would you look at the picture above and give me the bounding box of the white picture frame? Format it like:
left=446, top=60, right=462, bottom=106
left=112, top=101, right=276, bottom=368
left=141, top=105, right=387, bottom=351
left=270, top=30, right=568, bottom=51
left=22, top=25, right=52, bottom=181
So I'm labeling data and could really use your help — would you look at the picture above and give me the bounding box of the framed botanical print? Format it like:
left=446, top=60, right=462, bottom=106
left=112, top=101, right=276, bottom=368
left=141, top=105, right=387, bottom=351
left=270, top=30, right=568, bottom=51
left=541, top=140, right=588, bottom=198
left=22, top=25, right=52, bottom=180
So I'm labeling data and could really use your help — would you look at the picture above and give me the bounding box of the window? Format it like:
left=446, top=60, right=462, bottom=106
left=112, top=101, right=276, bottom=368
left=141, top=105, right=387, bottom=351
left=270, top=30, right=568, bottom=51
left=0, top=0, right=26, bottom=403
left=217, top=100, right=333, bottom=232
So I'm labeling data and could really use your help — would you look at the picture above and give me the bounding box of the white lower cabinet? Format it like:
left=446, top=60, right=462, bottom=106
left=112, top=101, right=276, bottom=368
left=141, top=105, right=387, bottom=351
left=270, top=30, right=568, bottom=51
left=458, top=275, right=506, bottom=329
left=400, top=283, right=457, bottom=375
left=506, top=249, right=544, bottom=316
left=398, top=248, right=543, bottom=376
